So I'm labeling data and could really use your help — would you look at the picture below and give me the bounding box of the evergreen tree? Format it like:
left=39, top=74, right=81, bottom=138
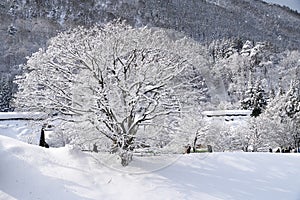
left=285, top=80, right=300, bottom=119
left=0, top=80, right=12, bottom=112
left=241, top=81, right=267, bottom=117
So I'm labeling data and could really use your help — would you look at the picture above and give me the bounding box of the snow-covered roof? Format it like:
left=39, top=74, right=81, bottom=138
left=202, top=110, right=251, bottom=117
left=0, top=112, right=47, bottom=120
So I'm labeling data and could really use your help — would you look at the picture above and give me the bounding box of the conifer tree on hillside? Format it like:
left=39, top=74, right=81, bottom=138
left=241, top=81, right=267, bottom=117
left=0, top=80, right=13, bottom=112
left=284, top=80, right=300, bottom=119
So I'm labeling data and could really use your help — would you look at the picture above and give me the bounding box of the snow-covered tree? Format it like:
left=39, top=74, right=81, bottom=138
left=262, top=80, right=300, bottom=148
left=284, top=80, right=300, bottom=119
left=241, top=81, right=267, bottom=117
left=277, top=51, right=300, bottom=92
left=14, top=22, right=208, bottom=165
left=0, top=79, right=13, bottom=112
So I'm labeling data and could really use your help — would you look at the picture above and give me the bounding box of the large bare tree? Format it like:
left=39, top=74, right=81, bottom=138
left=14, top=22, right=208, bottom=165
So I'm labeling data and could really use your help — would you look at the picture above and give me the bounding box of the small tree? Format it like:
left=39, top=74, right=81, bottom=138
left=14, top=22, right=208, bottom=165
left=0, top=79, right=13, bottom=112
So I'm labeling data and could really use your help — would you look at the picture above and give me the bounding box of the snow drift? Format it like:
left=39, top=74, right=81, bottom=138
left=1, top=135, right=300, bottom=200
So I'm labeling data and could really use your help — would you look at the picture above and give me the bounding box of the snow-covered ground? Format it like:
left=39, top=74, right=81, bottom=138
left=0, top=119, right=42, bottom=145
left=2, top=131, right=300, bottom=200
left=263, top=0, right=300, bottom=12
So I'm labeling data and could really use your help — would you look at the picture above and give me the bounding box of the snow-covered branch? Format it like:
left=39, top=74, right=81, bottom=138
left=14, top=22, right=208, bottom=165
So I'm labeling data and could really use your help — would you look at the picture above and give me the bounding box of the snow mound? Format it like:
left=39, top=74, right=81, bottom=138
left=1, top=135, right=300, bottom=200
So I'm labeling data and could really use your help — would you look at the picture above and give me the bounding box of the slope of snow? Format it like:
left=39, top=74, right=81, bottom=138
left=263, top=0, right=300, bottom=12
left=1, top=135, right=300, bottom=200
left=0, top=120, right=41, bottom=144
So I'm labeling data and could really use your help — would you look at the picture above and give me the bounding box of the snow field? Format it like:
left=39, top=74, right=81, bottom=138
left=1, top=135, right=300, bottom=200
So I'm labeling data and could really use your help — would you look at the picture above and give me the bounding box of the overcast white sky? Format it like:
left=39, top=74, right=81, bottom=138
left=263, top=0, right=300, bottom=12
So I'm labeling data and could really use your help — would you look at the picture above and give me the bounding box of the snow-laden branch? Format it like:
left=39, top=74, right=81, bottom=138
left=14, top=22, right=208, bottom=165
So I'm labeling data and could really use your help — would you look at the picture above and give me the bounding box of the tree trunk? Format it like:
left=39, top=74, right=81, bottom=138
left=119, top=150, right=133, bottom=166
left=193, top=134, right=198, bottom=152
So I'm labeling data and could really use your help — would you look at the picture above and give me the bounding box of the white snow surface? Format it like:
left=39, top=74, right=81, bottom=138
left=0, top=112, right=46, bottom=120
left=263, top=0, right=300, bottom=12
left=1, top=125, right=300, bottom=199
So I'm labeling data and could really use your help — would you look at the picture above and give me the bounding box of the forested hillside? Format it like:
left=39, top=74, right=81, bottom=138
left=0, top=0, right=299, bottom=111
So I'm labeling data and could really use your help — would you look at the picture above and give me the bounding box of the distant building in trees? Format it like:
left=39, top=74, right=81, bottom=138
left=202, top=110, right=251, bottom=122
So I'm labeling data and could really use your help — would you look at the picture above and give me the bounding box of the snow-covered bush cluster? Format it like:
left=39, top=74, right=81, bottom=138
left=198, top=38, right=300, bottom=152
